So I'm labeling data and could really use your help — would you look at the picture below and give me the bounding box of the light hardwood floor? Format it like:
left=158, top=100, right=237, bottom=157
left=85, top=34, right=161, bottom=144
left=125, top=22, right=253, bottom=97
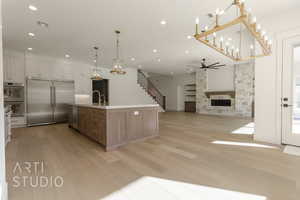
left=6, top=112, right=300, bottom=200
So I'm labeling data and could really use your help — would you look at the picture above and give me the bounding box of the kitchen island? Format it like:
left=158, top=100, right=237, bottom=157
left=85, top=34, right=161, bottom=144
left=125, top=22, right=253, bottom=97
left=68, top=104, right=159, bottom=151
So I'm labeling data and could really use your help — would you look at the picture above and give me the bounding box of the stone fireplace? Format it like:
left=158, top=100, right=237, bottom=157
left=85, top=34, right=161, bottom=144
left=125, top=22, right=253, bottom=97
left=196, top=63, right=254, bottom=117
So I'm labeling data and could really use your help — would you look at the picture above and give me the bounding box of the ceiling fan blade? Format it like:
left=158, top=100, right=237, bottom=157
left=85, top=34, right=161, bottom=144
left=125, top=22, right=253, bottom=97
left=186, top=65, right=199, bottom=67
left=212, top=64, right=226, bottom=67
left=207, top=62, right=220, bottom=67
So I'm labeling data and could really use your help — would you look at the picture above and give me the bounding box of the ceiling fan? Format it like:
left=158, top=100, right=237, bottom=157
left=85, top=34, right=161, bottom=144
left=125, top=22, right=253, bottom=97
left=187, top=58, right=226, bottom=70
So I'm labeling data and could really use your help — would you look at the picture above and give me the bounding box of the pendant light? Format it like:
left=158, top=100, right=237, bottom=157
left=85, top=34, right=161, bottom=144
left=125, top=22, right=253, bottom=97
left=91, top=46, right=103, bottom=80
left=110, top=30, right=126, bottom=75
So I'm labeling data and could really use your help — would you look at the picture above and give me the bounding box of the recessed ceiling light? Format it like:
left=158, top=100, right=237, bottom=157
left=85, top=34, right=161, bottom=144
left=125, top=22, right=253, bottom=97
left=65, top=54, right=70, bottom=58
left=228, top=38, right=232, bottom=41
left=171, top=72, right=174, bottom=75
left=93, top=59, right=97, bottom=63
left=131, top=57, right=135, bottom=61
left=153, top=49, right=158, bottom=53
left=187, top=35, right=192, bottom=39
left=29, top=5, right=38, bottom=11
left=157, top=58, right=161, bottom=62
left=37, top=21, right=49, bottom=28
left=27, top=47, right=33, bottom=51
left=138, top=65, right=142, bottom=69
left=160, top=20, right=167, bottom=25
left=185, top=50, right=189, bottom=54
left=28, top=32, right=35, bottom=37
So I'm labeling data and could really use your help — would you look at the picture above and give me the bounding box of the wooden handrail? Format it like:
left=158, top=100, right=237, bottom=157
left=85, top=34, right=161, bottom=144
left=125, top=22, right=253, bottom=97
left=137, top=70, right=166, bottom=110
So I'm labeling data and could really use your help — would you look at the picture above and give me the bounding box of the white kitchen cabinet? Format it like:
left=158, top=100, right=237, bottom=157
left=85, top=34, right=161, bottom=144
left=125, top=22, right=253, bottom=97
left=3, top=50, right=25, bottom=83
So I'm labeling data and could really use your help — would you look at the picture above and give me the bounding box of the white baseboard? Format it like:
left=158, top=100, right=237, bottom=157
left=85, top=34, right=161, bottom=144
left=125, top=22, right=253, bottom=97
left=283, top=145, right=300, bottom=156
left=1, top=181, right=8, bottom=200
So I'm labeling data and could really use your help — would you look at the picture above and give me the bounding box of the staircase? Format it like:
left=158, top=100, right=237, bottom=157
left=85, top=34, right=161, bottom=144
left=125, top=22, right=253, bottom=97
left=137, top=70, right=166, bottom=111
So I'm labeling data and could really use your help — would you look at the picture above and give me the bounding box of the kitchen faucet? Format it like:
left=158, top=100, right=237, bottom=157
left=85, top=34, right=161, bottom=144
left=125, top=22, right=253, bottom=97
left=92, top=90, right=102, bottom=105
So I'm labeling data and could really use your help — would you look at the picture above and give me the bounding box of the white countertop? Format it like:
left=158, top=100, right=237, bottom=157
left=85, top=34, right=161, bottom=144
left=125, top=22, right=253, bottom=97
left=72, top=104, right=159, bottom=110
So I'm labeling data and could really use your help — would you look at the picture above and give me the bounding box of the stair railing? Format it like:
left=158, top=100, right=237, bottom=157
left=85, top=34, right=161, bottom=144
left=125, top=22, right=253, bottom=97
left=137, top=70, right=166, bottom=110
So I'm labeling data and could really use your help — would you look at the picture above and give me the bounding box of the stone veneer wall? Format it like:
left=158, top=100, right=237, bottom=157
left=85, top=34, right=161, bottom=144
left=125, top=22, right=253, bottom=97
left=196, top=62, right=254, bottom=117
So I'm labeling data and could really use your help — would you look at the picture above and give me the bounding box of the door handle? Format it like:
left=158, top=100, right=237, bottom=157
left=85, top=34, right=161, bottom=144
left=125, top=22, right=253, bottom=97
left=282, top=104, right=293, bottom=107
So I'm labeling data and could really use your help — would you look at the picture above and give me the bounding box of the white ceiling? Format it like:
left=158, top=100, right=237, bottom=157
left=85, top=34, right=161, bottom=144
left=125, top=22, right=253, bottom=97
left=3, top=0, right=300, bottom=75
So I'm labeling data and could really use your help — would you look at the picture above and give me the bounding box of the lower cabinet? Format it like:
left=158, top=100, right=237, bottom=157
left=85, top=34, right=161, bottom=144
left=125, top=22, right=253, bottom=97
left=105, top=111, right=127, bottom=147
left=185, top=101, right=196, bottom=112
left=78, top=107, right=106, bottom=145
left=126, top=110, right=143, bottom=141
left=74, top=106, right=159, bottom=151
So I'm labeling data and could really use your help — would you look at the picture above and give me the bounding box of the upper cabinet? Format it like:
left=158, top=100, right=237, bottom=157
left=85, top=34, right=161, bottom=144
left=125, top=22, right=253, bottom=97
left=3, top=50, right=25, bottom=83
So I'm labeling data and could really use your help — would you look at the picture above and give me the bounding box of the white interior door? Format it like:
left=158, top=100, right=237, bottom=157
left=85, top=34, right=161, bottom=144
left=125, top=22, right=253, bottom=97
left=282, top=35, right=300, bottom=146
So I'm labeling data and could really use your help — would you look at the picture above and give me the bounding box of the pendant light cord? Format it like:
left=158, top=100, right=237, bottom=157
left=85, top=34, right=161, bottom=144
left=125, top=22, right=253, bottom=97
left=116, top=31, right=120, bottom=60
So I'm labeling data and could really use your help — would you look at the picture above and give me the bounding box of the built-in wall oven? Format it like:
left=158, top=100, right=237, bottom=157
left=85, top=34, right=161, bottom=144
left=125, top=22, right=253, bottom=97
left=4, top=82, right=25, bottom=117
left=4, top=82, right=25, bottom=102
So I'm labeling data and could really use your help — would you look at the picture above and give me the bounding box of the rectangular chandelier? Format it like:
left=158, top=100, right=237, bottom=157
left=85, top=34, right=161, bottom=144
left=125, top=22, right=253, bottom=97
left=194, top=0, right=272, bottom=62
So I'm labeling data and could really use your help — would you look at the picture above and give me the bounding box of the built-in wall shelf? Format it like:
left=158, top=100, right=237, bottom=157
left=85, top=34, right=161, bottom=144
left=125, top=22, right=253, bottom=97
left=184, top=83, right=197, bottom=112
left=185, top=84, right=196, bottom=86
left=204, top=91, right=236, bottom=98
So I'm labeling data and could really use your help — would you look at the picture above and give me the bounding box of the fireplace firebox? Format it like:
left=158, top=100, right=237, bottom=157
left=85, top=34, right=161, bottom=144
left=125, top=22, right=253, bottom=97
left=211, top=99, right=231, bottom=107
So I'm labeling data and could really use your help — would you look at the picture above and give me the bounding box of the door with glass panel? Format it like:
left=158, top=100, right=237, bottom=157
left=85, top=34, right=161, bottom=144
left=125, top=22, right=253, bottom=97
left=282, top=35, right=300, bottom=146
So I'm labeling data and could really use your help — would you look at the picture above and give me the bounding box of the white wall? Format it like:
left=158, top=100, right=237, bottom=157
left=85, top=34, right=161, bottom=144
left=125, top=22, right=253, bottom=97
left=150, top=73, right=196, bottom=111
left=3, top=50, right=155, bottom=106
left=0, top=0, right=8, bottom=199
left=255, top=8, right=300, bottom=144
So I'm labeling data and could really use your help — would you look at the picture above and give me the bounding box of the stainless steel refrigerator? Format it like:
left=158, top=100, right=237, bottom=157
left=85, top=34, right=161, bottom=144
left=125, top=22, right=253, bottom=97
left=26, top=78, right=75, bottom=126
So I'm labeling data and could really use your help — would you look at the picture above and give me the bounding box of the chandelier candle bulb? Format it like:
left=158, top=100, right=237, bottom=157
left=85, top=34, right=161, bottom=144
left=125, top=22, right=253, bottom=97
left=220, top=37, right=224, bottom=49
left=268, top=40, right=273, bottom=49
left=264, top=35, right=268, bottom=42
left=247, top=8, right=252, bottom=23
left=195, top=17, right=200, bottom=34
left=236, top=48, right=240, bottom=58
left=204, top=26, right=209, bottom=41
left=240, top=1, right=245, bottom=16
left=256, top=24, right=261, bottom=32
left=268, top=40, right=272, bottom=45
left=251, top=16, right=257, bottom=24
left=215, top=8, right=220, bottom=26
left=213, top=32, right=217, bottom=46
left=250, top=45, right=254, bottom=56
left=225, top=42, right=230, bottom=54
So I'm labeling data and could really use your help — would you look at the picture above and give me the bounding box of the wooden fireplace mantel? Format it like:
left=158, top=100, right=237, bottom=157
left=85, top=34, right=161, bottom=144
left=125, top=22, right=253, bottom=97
left=204, top=91, right=236, bottom=98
